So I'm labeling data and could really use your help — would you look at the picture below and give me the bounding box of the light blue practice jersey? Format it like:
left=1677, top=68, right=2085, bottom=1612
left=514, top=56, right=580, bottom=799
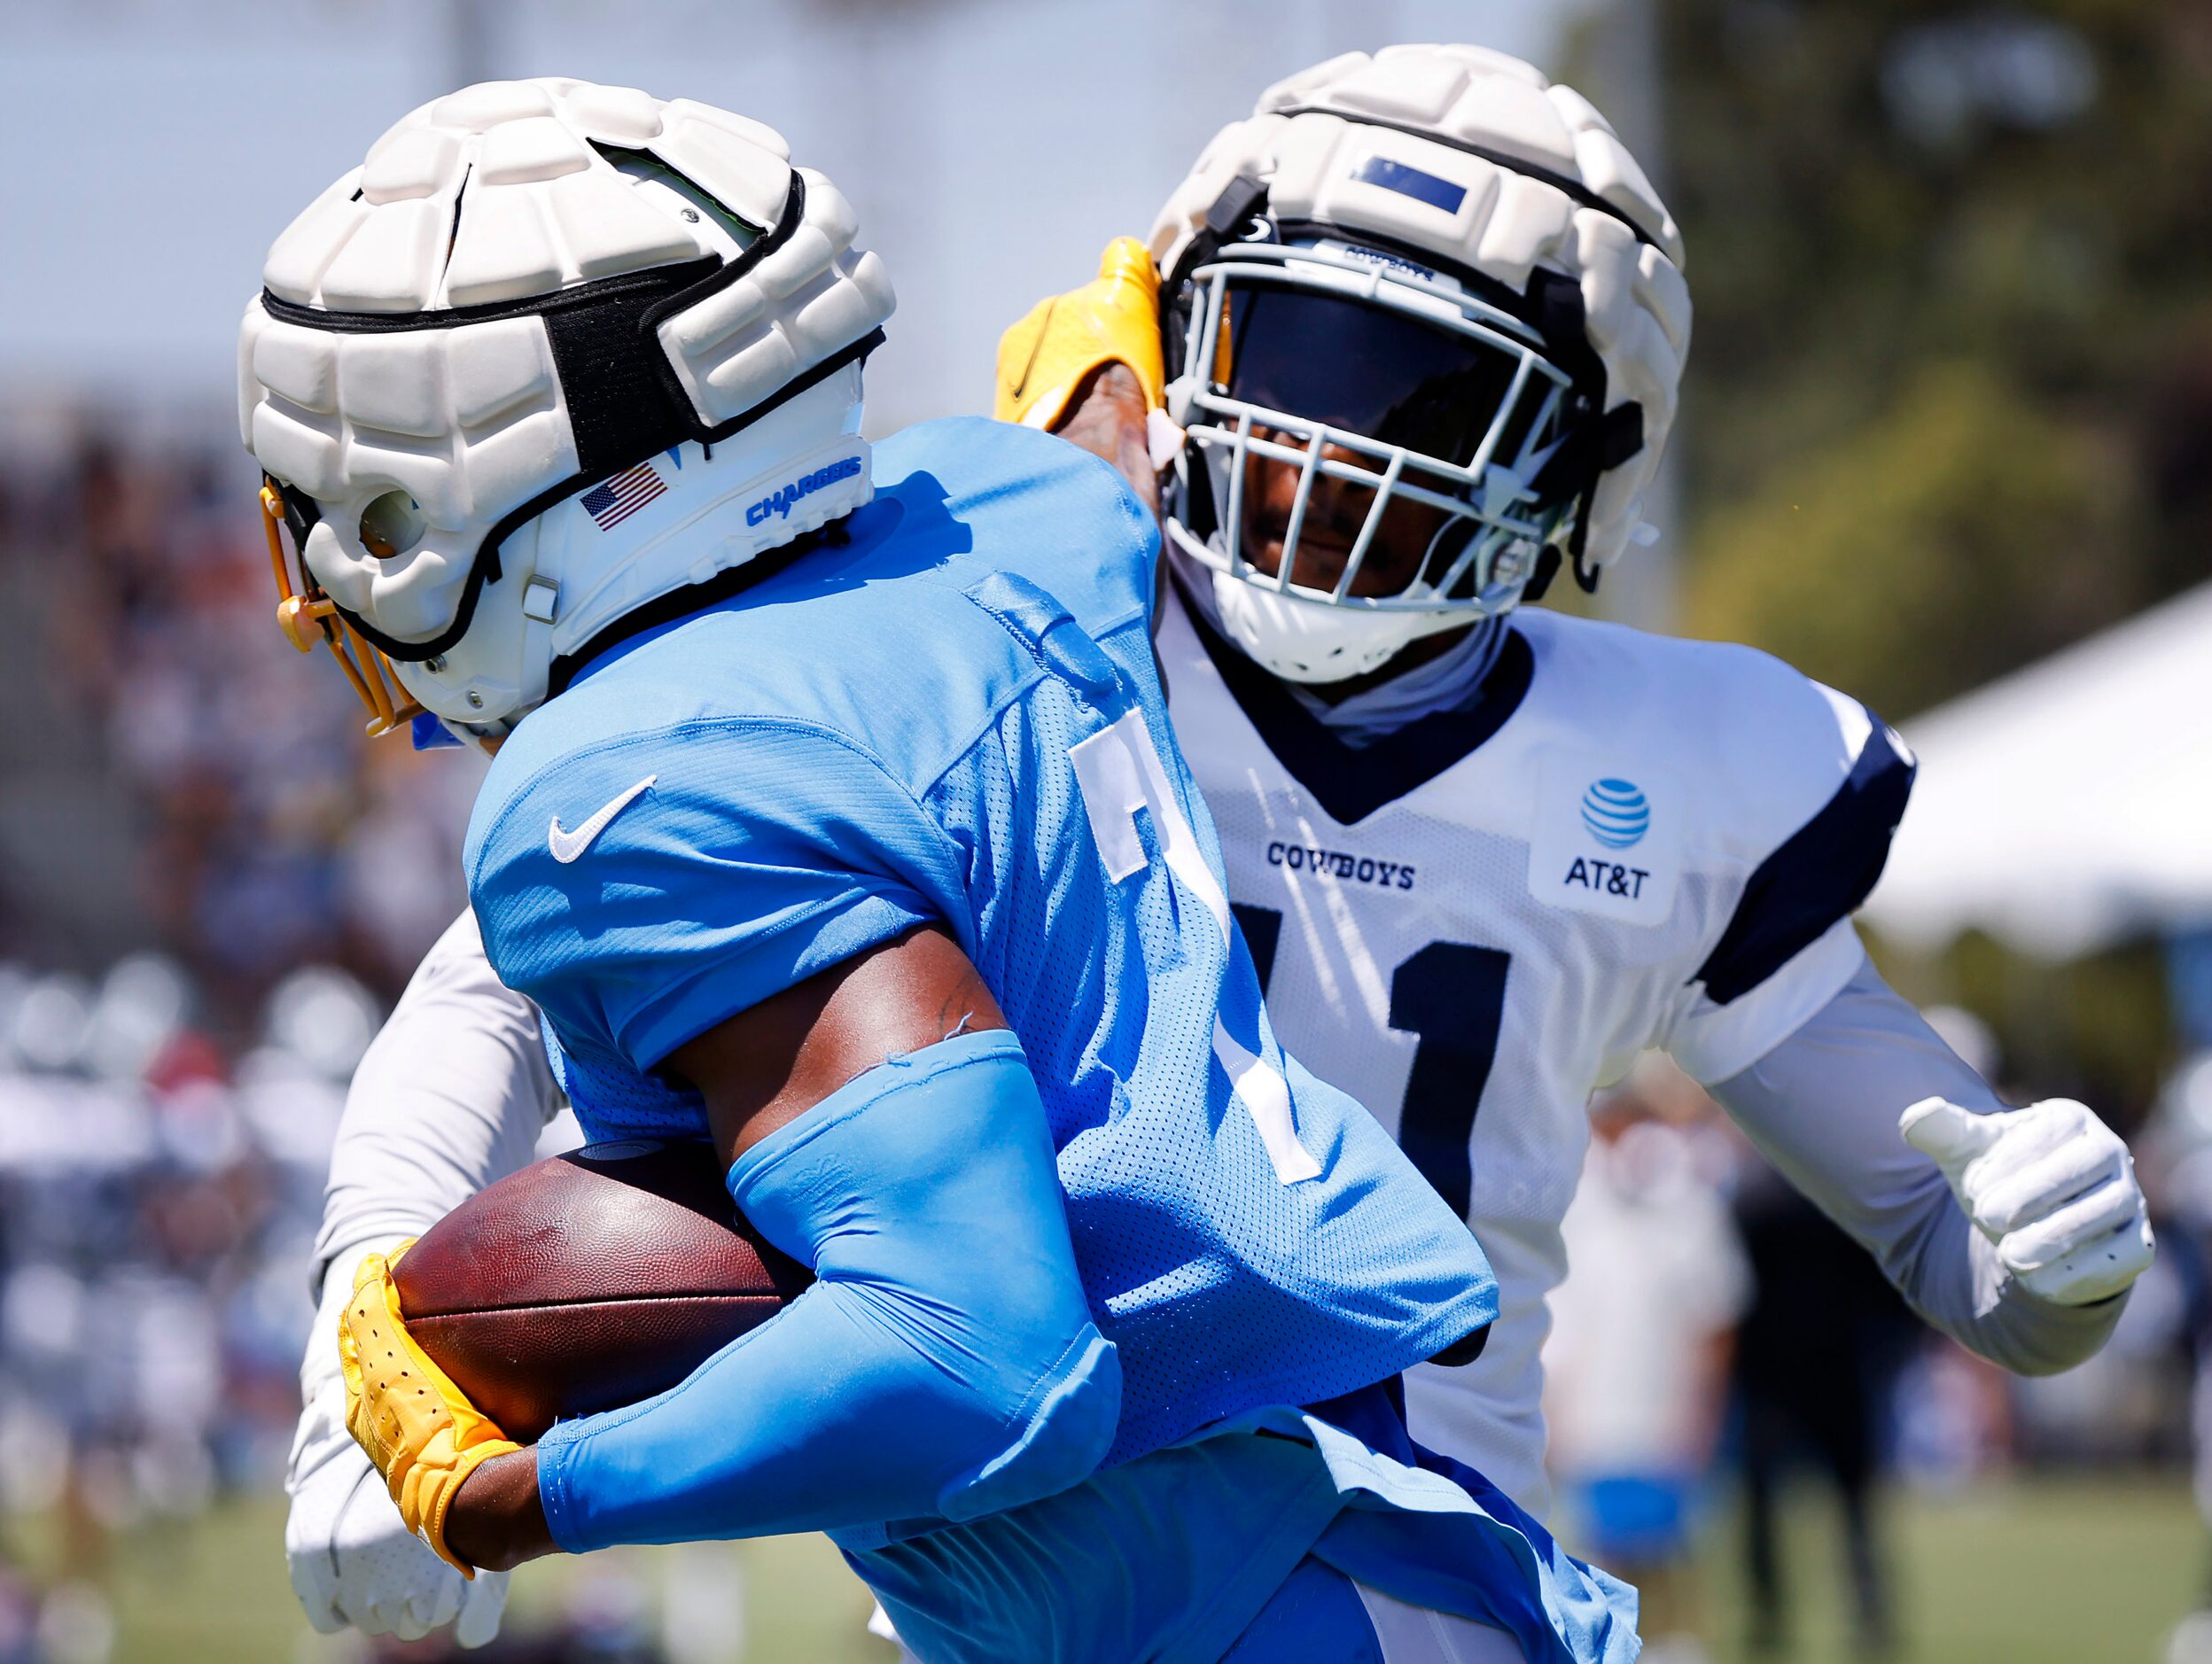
left=465, top=419, right=1640, bottom=1661
left=465, top=417, right=1498, bottom=1466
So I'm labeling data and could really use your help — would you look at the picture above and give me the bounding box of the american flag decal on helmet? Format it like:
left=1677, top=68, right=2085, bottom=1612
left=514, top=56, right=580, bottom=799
left=580, top=461, right=666, bottom=530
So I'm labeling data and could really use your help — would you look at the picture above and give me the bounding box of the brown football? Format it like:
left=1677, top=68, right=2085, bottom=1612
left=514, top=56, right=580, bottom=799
left=392, top=1138, right=811, bottom=1442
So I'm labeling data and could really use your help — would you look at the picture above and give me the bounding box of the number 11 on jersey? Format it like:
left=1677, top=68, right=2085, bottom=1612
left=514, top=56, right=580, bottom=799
left=1231, top=903, right=1508, bottom=1220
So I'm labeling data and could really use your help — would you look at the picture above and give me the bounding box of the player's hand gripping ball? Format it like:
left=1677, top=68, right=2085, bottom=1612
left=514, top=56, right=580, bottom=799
left=340, top=1242, right=522, bottom=1574
left=994, top=237, right=1166, bottom=432
left=1902, top=1096, right=2155, bottom=1307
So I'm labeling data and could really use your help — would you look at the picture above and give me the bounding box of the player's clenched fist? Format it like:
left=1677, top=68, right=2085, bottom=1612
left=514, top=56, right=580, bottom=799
left=339, top=1242, right=523, bottom=1573
left=1902, top=1097, right=2154, bottom=1308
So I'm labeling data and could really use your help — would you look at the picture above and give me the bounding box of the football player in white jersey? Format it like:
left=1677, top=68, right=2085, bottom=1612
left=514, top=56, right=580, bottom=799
left=284, top=45, right=2154, bottom=1655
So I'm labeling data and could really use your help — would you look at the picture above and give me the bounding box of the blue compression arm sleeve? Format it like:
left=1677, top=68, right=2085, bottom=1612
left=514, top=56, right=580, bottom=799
left=534, top=1029, right=1120, bottom=1551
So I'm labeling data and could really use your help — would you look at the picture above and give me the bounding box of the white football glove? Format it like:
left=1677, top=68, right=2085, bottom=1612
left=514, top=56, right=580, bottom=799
left=1901, top=1097, right=2155, bottom=1308
left=286, top=1241, right=509, bottom=1645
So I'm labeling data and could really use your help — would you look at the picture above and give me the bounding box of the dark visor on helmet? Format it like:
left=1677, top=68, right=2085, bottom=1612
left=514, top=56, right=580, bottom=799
left=1219, top=282, right=1545, bottom=476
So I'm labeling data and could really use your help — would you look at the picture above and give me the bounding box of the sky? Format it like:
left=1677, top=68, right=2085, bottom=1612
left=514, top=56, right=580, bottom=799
left=0, top=0, right=1592, bottom=433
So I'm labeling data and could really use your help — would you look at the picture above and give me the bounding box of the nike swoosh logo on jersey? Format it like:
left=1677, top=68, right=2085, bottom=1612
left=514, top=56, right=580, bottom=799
left=548, top=774, right=657, bottom=864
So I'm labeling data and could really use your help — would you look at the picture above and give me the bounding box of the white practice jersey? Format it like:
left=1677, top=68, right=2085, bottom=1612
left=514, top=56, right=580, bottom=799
left=1157, top=584, right=1916, bottom=1517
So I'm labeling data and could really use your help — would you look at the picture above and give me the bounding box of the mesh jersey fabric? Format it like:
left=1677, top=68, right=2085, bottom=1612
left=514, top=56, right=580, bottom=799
left=466, top=416, right=1498, bottom=1472
left=1155, top=584, right=1909, bottom=1516
left=850, top=1380, right=1640, bottom=1664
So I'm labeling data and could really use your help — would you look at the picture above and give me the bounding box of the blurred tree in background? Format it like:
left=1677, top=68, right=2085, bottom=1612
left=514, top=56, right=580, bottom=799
left=1647, top=0, right=2212, bottom=722
left=1566, top=1, right=2212, bottom=1109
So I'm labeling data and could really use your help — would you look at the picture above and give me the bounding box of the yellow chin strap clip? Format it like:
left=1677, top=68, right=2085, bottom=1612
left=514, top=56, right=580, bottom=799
left=260, top=483, right=424, bottom=739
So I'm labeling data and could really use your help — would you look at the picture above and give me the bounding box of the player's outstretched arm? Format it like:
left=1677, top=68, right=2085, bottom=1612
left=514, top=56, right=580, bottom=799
left=289, top=910, right=561, bottom=1644
left=417, top=926, right=1119, bottom=1572
left=1709, top=948, right=2151, bottom=1374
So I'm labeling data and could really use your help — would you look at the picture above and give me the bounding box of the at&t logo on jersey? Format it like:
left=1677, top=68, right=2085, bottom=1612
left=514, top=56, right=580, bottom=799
left=1529, top=754, right=1681, bottom=926
left=1579, top=779, right=1649, bottom=848
left=1563, top=854, right=1651, bottom=900
left=747, top=455, right=864, bottom=526
left=1566, top=778, right=1653, bottom=899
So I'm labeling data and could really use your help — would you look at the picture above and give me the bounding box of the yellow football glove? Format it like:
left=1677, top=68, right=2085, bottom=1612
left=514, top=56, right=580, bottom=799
left=339, top=1241, right=522, bottom=1576
left=994, top=237, right=1165, bottom=432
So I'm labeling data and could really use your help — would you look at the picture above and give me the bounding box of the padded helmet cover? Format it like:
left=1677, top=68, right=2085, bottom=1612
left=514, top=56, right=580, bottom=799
left=238, top=78, right=895, bottom=727
left=1151, top=44, right=1691, bottom=575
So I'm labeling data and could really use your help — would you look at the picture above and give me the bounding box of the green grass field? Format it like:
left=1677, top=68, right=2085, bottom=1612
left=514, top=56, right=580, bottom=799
left=2, top=1473, right=2200, bottom=1662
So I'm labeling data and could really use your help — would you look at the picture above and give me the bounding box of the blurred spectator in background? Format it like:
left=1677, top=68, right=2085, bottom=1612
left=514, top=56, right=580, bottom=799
left=2140, top=1054, right=2212, bottom=1664
left=0, top=951, right=372, bottom=1662
left=1731, top=1142, right=1921, bottom=1660
left=0, top=424, right=480, bottom=1046
left=1546, top=1059, right=1749, bottom=1664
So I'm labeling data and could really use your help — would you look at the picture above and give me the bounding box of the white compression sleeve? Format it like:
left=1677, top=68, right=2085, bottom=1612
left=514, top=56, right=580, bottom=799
left=1707, top=946, right=2126, bottom=1376
left=312, top=909, right=562, bottom=1285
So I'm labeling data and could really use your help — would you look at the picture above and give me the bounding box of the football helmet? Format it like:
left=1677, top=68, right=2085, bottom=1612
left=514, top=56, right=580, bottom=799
left=1150, top=45, right=1691, bottom=682
left=239, top=79, right=895, bottom=741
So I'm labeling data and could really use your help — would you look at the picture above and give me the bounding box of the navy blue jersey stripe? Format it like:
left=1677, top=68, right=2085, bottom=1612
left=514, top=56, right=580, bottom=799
left=1694, top=711, right=1915, bottom=1006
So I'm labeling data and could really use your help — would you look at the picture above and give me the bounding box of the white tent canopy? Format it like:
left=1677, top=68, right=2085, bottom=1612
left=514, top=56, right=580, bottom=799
left=1863, top=580, right=2212, bottom=960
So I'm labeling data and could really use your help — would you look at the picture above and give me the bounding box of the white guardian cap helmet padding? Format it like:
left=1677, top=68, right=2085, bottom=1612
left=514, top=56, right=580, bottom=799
left=238, top=78, right=895, bottom=736
left=1149, top=45, right=1690, bottom=683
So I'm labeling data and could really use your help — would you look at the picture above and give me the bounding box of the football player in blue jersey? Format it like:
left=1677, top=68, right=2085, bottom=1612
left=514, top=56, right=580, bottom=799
left=250, top=79, right=1642, bottom=1663
left=272, top=54, right=2155, bottom=1664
